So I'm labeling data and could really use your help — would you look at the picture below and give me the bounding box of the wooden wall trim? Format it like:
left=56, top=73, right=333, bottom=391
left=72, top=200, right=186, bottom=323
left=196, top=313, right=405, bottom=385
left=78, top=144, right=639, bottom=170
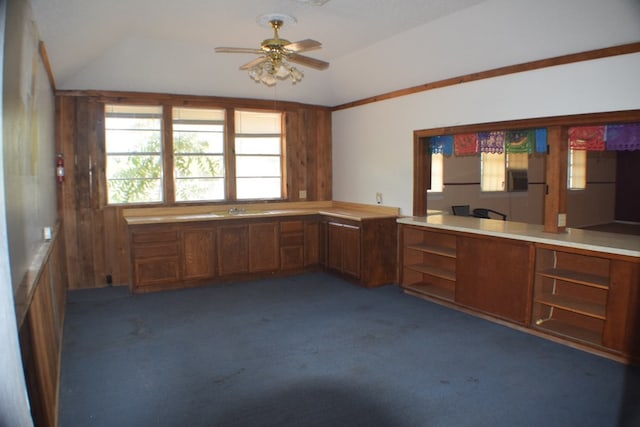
left=38, top=40, right=56, bottom=92
left=332, top=42, right=640, bottom=112
left=413, top=109, right=640, bottom=138
left=55, top=89, right=331, bottom=112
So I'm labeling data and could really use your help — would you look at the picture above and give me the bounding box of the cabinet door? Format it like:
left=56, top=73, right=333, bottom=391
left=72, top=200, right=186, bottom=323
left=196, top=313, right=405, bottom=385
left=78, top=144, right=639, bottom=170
left=182, top=229, right=215, bottom=280
left=249, top=222, right=279, bottom=272
left=456, top=235, right=534, bottom=324
left=131, top=229, right=180, bottom=288
left=326, top=221, right=361, bottom=279
left=304, top=220, right=320, bottom=266
left=217, top=224, right=249, bottom=275
left=341, top=224, right=361, bottom=278
left=327, top=222, right=344, bottom=271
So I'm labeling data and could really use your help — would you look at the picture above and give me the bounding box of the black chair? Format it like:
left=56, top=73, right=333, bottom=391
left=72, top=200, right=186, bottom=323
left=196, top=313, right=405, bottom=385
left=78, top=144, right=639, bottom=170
left=451, top=205, right=471, bottom=216
left=472, top=208, right=507, bottom=221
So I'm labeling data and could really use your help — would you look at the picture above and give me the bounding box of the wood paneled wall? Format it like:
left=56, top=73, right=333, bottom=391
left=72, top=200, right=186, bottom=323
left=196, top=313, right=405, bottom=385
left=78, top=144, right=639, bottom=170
left=18, top=225, right=68, bottom=427
left=57, top=92, right=332, bottom=289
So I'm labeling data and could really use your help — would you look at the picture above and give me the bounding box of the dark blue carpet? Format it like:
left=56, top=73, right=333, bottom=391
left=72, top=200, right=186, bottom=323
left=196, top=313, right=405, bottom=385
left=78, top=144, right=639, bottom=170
left=58, top=272, right=639, bottom=426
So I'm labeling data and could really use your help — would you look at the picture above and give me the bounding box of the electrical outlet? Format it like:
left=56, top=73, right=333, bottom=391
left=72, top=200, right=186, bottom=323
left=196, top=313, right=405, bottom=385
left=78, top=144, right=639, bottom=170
left=558, top=213, right=566, bottom=227
left=299, top=190, right=307, bottom=199
left=375, top=192, right=383, bottom=204
left=43, top=226, right=52, bottom=240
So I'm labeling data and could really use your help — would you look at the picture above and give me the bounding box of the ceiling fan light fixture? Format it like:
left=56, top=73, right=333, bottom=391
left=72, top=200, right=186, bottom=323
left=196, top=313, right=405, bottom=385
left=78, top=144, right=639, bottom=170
left=217, top=12, right=327, bottom=87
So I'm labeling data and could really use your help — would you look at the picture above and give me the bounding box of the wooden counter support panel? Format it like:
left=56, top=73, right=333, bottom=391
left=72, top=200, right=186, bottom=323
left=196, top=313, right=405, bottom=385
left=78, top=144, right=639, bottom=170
left=456, top=235, right=534, bottom=324
left=603, top=260, right=640, bottom=353
left=544, top=126, right=568, bottom=233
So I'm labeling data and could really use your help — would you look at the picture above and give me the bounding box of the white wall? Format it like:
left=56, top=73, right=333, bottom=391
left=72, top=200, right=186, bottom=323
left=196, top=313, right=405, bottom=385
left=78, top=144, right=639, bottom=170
left=0, top=0, right=35, bottom=425
left=332, top=53, right=640, bottom=216
left=3, top=0, right=56, bottom=290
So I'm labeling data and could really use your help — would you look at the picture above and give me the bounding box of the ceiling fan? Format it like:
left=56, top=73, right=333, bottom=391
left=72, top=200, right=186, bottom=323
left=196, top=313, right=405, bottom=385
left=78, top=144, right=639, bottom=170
left=215, top=13, right=329, bottom=86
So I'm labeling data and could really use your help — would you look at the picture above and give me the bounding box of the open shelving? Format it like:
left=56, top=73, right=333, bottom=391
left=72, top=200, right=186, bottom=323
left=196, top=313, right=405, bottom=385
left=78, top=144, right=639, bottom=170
left=532, top=247, right=611, bottom=346
left=401, top=226, right=457, bottom=301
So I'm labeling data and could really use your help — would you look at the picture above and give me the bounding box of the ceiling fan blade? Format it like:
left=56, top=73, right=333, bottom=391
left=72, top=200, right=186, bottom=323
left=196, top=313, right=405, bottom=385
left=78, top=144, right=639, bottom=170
left=239, top=56, right=268, bottom=70
left=284, top=39, right=322, bottom=53
left=215, top=47, right=264, bottom=54
left=287, top=53, right=330, bottom=70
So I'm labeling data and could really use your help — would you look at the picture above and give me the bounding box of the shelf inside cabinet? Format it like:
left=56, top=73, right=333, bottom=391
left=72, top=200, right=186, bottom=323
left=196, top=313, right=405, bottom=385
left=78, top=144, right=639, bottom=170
left=535, top=293, right=606, bottom=319
left=404, top=282, right=454, bottom=301
left=406, top=243, right=456, bottom=258
left=533, top=319, right=602, bottom=346
left=406, top=264, right=455, bottom=282
left=536, top=268, right=609, bottom=289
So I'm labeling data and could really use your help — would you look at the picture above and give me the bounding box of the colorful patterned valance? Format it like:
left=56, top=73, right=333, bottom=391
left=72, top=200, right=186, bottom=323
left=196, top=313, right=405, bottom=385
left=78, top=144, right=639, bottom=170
left=506, top=129, right=534, bottom=154
left=535, top=128, right=548, bottom=153
left=568, top=126, right=605, bottom=151
left=479, top=131, right=505, bottom=154
left=430, top=135, right=453, bottom=156
left=606, top=123, right=640, bottom=151
left=454, top=133, right=479, bottom=156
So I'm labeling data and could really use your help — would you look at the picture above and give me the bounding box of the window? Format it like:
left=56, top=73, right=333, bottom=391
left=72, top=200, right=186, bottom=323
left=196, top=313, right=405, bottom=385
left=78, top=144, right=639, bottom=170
left=568, top=148, right=586, bottom=190
left=481, top=152, right=529, bottom=192
left=481, top=152, right=506, bottom=192
left=428, top=153, right=443, bottom=193
left=105, top=105, right=163, bottom=204
left=173, top=107, right=225, bottom=202
left=234, top=110, right=283, bottom=200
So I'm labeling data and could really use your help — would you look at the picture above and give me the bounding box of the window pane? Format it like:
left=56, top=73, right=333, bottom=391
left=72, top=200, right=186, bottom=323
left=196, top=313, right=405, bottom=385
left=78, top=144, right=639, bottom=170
left=105, top=105, right=163, bottom=204
left=235, top=110, right=281, bottom=134
left=237, top=178, right=281, bottom=199
left=234, top=110, right=283, bottom=200
left=481, top=152, right=506, bottom=192
left=428, top=153, right=443, bottom=193
left=235, top=137, right=281, bottom=154
left=568, top=149, right=587, bottom=190
left=107, top=178, right=162, bottom=204
left=507, top=152, right=528, bottom=170
left=236, top=156, right=281, bottom=177
left=173, top=107, right=226, bottom=202
left=175, top=178, right=225, bottom=201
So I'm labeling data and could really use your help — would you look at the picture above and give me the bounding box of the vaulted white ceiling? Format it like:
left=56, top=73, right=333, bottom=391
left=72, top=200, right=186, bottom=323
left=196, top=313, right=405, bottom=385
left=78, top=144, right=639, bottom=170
left=29, top=0, right=640, bottom=106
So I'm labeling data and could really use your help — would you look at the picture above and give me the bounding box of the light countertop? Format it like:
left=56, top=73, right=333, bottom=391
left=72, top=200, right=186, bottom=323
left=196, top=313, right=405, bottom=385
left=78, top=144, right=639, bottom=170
left=123, top=201, right=400, bottom=225
left=398, top=215, right=640, bottom=258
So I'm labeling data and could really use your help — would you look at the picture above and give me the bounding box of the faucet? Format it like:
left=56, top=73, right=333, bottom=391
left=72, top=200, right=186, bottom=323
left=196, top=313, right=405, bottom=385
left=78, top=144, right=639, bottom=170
left=228, top=207, right=245, bottom=215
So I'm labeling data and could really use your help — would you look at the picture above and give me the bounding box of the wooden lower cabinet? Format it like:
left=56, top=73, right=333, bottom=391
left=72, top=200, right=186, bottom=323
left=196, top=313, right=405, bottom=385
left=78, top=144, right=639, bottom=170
left=532, top=244, right=640, bottom=358
left=182, top=229, right=215, bottom=280
left=128, top=215, right=330, bottom=292
left=304, top=220, right=321, bottom=266
left=249, top=222, right=279, bottom=272
left=130, top=228, right=181, bottom=289
left=456, top=235, right=534, bottom=325
left=327, top=220, right=361, bottom=279
left=399, top=224, right=640, bottom=361
left=325, top=216, right=397, bottom=287
left=217, top=224, right=249, bottom=276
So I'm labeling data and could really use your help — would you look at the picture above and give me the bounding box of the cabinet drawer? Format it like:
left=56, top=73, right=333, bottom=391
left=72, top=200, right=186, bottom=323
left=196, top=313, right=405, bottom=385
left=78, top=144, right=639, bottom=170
left=280, top=221, right=304, bottom=233
left=281, top=232, right=304, bottom=247
left=132, top=242, right=179, bottom=258
left=132, top=230, right=178, bottom=244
